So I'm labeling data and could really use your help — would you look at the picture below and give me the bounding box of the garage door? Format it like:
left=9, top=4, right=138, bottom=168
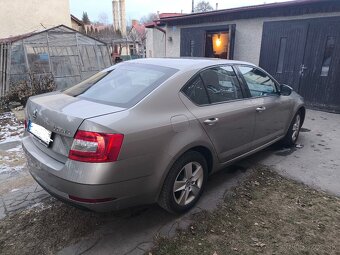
left=259, top=17, right=340, bottom=113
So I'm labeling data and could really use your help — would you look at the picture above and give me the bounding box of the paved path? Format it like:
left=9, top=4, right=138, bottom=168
left=0, top=182, right=49, bottom=220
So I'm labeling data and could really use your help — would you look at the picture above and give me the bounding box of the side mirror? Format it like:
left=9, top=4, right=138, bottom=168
left=280, top=84, right=293, bottom=96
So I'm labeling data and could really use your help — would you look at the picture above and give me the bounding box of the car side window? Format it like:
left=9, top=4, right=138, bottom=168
left=237, top=66, right=278, bottom=97
left=182, top=75, right=209, bottom=105
left=200, top=66, right=243, bottom=104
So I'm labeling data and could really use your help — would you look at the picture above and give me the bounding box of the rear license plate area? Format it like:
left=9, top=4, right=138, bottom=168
left=28, top=120, right=53, bottom=146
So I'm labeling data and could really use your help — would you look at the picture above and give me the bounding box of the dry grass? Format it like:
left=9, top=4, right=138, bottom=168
left=152, top=167, right=340, bottom=255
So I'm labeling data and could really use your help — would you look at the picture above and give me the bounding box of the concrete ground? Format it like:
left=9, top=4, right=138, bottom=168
left=246, top=109, right=340, bottom=197
left=0, top=109, right=339, bottom=254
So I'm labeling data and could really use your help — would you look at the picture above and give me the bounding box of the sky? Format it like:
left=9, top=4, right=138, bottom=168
left=70, top=0, right=293, bottom=24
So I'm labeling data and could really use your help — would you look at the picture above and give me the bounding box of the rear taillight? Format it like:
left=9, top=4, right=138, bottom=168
left=24, top=119, right=27, bottom=129
left=69, top=130, right=124, bottom=163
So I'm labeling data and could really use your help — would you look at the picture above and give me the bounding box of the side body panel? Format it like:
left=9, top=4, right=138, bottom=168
left=180, top=94, right=256, bottom=163
left=251, top=95, right=293, bottom=148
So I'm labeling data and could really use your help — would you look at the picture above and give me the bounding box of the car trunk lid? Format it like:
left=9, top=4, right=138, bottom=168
left=25, top=92, right=125, bottom=162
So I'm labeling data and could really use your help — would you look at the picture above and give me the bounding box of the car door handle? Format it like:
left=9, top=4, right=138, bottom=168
left=204, top=118, right=219, bottom=125
left=256, top=106, right=266, bottom=112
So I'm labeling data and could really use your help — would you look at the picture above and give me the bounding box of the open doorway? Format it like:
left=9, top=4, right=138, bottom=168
left=205, top=31, right=229, bottom=59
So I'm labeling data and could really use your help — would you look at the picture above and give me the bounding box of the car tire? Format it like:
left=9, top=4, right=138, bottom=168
left=281, top=111, right=302, bottom=147
left=158, top=151, right=208, bottom=214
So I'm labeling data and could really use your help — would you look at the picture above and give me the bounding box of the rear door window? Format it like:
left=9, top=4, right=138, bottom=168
left=64, top=63, right=178, bottom=107
left=182, top=76, right=209, bottom=105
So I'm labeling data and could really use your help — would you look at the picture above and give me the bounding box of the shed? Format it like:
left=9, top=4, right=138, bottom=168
left=0, top=25, right=112, bottom=96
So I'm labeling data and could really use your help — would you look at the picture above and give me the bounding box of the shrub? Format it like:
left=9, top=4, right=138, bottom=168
left=0, top=73, right=56, bottom=110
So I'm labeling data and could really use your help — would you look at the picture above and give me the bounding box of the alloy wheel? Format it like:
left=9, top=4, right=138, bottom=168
left=173, top=162, right=204, bottom=206
left=292, top=114, right=301, bottom=141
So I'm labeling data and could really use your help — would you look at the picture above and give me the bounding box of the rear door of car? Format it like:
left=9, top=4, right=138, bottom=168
left=180, top=65, right=256, bottom=163
left=235, top=65, right=293, bottom=148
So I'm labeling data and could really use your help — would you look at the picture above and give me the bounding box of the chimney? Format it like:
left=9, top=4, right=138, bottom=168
left=119, top=0, right=127, bottom=37
left=192, top=0, right=195, bottom=13
left=112, top=0, right=120, bottom=32
left=132, top=19, right=138, bottom=27
left=216, top=3, right=218, bottom=10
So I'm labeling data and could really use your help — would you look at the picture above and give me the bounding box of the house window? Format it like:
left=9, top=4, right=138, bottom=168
left=321, top=36, right=335, bottom=77
left=276, top=37, right=287, bottom=73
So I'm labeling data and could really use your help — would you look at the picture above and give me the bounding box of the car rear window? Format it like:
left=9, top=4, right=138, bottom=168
left=64, top=63, right=178, bottom=108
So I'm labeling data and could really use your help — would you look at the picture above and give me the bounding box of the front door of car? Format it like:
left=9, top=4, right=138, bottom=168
left=181, top=65, right=256, bottom=163
left=236, top=65, right=292, bottom=148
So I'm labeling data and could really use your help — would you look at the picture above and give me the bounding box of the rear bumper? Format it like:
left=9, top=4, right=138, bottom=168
left=22, top=136, right=157, bottom=212
left=28, top=167, right=153, bottom=212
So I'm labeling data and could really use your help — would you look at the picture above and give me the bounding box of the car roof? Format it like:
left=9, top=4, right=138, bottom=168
left=104, top=58, right=255, bottom=72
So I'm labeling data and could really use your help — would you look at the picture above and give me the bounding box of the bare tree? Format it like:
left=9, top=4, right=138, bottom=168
left=140, top=13, right=158, bottom=24
left=128, top=27, right=147, bottom=56
left=194, top=1, right=214, bottom=12
left=98, top=12, right=109, bottom=25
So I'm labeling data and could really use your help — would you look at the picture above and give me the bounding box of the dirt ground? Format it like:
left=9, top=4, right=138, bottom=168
left=0, top=198, right=105, bottom=255
left=151, top=166, right=340, bottom=255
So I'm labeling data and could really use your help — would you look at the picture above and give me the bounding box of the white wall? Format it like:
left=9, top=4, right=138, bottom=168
left=146, top=28, right=166, bottom=58
left=0, top=0, right=71, bottom=38
left=163, top=12, right=340, bottom=65
left=145, top=28, right=154, bottom=57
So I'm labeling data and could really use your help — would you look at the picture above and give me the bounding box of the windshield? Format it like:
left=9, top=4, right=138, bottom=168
left=64, top=62, right=178, bottom=108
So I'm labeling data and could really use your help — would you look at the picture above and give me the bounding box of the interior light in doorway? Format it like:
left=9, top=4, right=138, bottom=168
left=215, top=34, right=221, bottom=47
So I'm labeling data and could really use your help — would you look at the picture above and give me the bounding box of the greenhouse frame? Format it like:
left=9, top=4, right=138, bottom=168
left=0, top=25, right=112, bottom=96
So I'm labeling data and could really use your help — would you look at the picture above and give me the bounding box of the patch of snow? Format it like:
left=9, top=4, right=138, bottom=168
left=0, top=164, right=25, bottom=174
left=27, top=201, right=52, bottom=213
left=0, top=135, right=22, bottom=144
left=7, top=146, right=23, bottom=152
left=0, top=111, right=24, bottom=145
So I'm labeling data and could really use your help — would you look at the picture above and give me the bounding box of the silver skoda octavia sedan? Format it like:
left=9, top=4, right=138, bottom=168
left=23, top=58, right=305, bottom=213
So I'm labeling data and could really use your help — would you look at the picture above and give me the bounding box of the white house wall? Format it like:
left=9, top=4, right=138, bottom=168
left=146, top=28, right=166, bottom=58
left=0, top=0, right=71, bottom=38
left=146, top=28, right=154, bottom=57
left=164, top=11, right=340, bottom=65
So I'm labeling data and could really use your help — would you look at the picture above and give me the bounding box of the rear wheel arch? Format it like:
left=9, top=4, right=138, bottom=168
left=157, top=149, right=210, bottom=213
left=156, top=145, right=215, bottom=200
left=188, top=146, right=214, bottom=174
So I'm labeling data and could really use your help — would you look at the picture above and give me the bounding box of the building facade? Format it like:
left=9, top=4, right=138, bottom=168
left=0, top=0, right=71, bottom=38
left=146, top=0, right=340, bottom=113
left=71, top=15, right=84, bottom=32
